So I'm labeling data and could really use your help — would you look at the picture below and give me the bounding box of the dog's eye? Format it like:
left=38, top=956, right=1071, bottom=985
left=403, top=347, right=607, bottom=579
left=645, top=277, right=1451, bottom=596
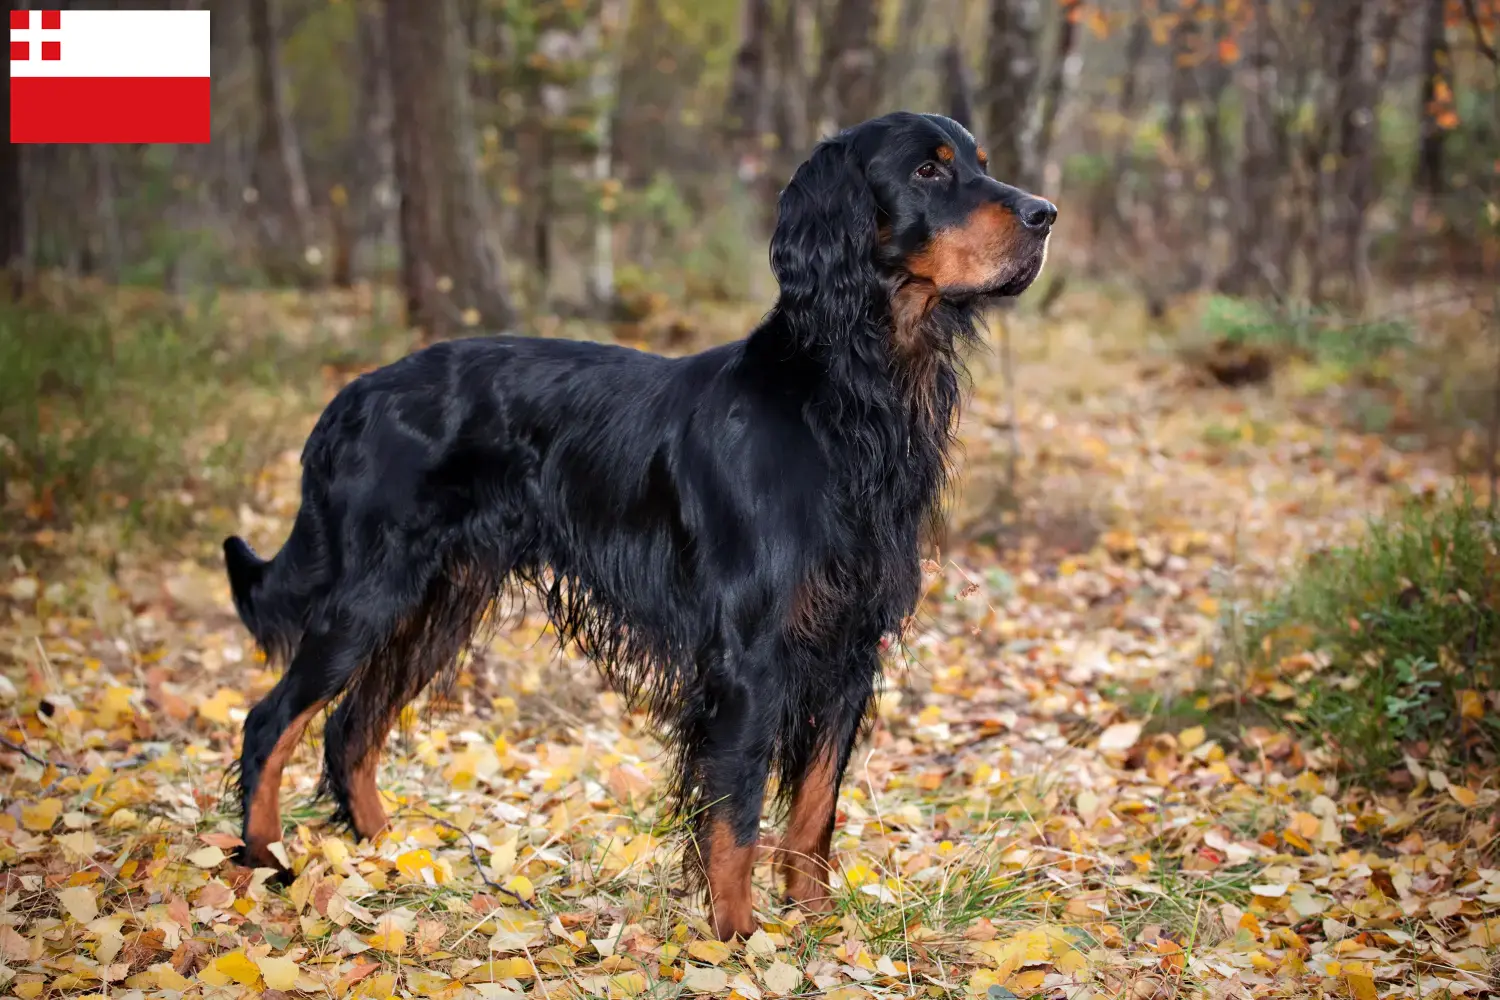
left=914, top=162, right=941, bottom=180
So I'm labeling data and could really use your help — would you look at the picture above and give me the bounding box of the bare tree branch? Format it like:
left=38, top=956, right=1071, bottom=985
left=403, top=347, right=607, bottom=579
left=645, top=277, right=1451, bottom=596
left=1461, top=0, right=1499, bottom=64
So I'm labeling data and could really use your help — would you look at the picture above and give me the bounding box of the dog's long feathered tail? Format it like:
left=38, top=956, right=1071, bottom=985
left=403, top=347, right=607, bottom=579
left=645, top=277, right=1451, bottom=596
left=224, top=506, right=322, bottom=664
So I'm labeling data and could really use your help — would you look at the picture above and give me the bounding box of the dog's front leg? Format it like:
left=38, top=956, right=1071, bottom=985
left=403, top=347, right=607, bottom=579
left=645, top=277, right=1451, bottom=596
left=689, top=671, right=775, bottom=940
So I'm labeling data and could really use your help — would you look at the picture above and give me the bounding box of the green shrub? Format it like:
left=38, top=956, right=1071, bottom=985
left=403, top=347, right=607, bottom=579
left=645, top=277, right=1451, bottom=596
left=1231, top=490, right=1500, bottom=776
left=0, top=291, right=394, bottom=539
left=1200, top=295, right=1411, bottom=368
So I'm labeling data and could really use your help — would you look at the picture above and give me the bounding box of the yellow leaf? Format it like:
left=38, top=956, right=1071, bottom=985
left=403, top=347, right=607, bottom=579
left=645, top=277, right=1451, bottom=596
left=1097, top=722, right=1142, bottom=752
left=760, top=960, right=802, bottom=995
left=610, top=971, right=648, bottom=997
left=489, top=836, right=518, bottom=876
left=682, top=967, right=729, bottom=993
left=841, top=863, right=877, bottom=888
left=56, top=886, right=98, bottom=924
left=357, top=972, right=397, bottom=998
left=971, top=936, right=1025, bottom=978
left=256, top=956, right=299, bottom=991
left=463, top=958, right=534, bottom=981
left=55, top=830, right=98, bottom=862
left=1457, top=689, right=1484, bottom=719
left=744, top=929, right=776, bottom=958
left=967, top=969, right=1002, bottom=994
left=370, top=926, right=407, bottom=954
left=197, top=688, right=244, bottom=725
left=1466, top=916, right=1500, bottom=948
left=1449, top=785, right=1478, bottom=808
left=1178, top=726, right=1206, bottom=751
left=396, top=848, right=439, bottom=882
left=211, top=949, right=262, bottom=987
left=323, top=837, right=351, bottom=868
left=1345, top=970, right=1378, bottom=1000
left=407, top=971, right=456, bottom=997
left=21, top=798, right=62, bottom=832
left=1011, top=969, right=1047, bottom=990
left=826, top=988, right=871, bottom=1000
left=502, top=874, right=534, bottom=901
left=152, top=964, right=191, bottom=991
left=187, top=845, right=226, bottom=868
left=1289, top=812, right=1320, bottom=839
left=687, top=939, right=732, bottom=965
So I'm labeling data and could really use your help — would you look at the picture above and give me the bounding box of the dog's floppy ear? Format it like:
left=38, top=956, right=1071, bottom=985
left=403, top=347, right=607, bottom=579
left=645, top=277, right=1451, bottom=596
left=770, top=138, right=881, bottom=337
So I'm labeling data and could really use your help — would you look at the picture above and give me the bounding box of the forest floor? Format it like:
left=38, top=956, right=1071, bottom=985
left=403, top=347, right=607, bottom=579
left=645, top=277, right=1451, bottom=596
left=2, top=288, right=1497, bottom=1000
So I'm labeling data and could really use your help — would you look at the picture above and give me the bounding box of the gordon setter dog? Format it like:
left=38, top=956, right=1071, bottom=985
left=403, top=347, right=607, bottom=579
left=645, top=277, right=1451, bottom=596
left=224, top=111, right=1055, bottom=939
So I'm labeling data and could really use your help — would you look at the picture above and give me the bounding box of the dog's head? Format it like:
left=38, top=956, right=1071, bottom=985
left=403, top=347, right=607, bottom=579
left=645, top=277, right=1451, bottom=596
left=770, top=112, right=1054, bottom=324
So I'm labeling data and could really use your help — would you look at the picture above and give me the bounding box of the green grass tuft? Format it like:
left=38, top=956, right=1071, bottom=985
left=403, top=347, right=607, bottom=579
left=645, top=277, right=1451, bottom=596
left=1232, top=489, right=1500, bottom=776
left=1200, top=294, right=1411, bottom=368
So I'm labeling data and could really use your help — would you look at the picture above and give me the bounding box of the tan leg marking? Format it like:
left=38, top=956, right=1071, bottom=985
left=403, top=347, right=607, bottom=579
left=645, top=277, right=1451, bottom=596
left=779, top=748, right=840, bottom=912
left=244, top=701, right=327, bottom=867
left=705, top=816, right=758, bottom=939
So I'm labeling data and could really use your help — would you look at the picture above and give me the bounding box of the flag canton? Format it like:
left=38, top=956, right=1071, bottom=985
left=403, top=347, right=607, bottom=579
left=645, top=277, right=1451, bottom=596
left=10, top=9, right=63, bottom=62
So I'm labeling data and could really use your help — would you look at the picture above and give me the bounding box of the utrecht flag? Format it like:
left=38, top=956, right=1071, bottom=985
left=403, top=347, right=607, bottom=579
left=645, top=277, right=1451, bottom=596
left=9, top=9, right=211, bottom=144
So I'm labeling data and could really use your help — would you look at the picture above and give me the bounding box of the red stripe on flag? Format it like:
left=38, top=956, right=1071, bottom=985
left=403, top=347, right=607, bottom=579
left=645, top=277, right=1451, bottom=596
left=10, top=77, right=210, bottom=144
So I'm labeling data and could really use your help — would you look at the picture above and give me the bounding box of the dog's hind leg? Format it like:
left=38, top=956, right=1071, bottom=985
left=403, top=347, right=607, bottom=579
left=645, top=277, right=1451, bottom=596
left=320, top=661, right=434, bottom=844
left=320, top=567, right=497, bottom=843
left=236, top=624, right=366, bottom=870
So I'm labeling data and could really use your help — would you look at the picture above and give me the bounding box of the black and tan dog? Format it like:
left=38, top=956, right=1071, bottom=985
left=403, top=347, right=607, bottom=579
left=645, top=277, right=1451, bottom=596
left=224, top=111, right=1054, bottom=939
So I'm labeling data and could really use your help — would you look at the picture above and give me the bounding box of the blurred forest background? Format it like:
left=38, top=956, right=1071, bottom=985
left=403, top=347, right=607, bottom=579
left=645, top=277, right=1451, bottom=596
left=4, top=6, right=1500, bottom=989
left=1, top=0, right=1499, bottom=529
left=3, top=0, right=1498, bottom=317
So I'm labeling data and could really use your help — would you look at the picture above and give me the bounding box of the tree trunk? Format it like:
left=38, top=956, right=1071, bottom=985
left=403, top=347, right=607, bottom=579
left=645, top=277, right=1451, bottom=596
left=1163, top=5, right=1195, bottom=154
left=883, top=0, right=927, bottom=112
left=770, top=0, right=812, bottom=216
left=726, top=0, right=772, bottom=157
left=941, top=40, right=975, bottom=129
left=248, top=0, right=319, bottom=285
left=726, top=0, right=773, bottom=214
left=387, top=0, right=516, bottom=338
left=1033, top=0, right=1082, bottom=191
left=1196, top=7, right=1233, bottom=247
left=1, top=143, right=22, bottom=301
left=1327, top=2, right=1397, bottom=310
left=813, top=0, right=880, bottom=133
left=90, top=145, right=123, bottom=282
left=983, top=0, right=1040, bottom=188
left=1415, top=0, right=1450, bottom=195
left=334, top=0, right=394, bottom=286
left=587, top=0, right=631, bottom=316
left=1219, top=3, right=1281, bottom=298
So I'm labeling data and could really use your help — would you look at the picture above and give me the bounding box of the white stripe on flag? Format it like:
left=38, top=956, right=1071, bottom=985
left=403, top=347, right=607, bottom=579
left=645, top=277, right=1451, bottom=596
left=9, top=10, right=210, bottom=78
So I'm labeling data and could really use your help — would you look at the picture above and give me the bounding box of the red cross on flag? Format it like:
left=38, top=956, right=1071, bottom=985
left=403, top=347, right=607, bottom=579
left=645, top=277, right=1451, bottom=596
left=9, top=9, right=211, bottom=144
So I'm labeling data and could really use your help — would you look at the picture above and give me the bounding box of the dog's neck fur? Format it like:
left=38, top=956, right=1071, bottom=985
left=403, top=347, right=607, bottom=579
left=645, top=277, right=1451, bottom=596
left=749, top=286, right=981, bottom=541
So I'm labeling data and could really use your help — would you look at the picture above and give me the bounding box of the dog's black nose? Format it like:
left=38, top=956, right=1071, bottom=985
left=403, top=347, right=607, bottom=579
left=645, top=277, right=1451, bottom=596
left=1018, top=196, right=1057, bottom=231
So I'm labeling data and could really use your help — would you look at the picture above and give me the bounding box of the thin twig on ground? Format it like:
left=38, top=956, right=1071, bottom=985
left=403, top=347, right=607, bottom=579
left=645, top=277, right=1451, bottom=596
left=0, top=736, right=81, bottom=773
left=397, top=807, right=535, bottom=909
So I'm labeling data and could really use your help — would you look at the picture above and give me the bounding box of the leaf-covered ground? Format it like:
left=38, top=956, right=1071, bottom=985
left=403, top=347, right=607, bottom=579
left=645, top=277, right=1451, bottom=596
left=2, top=295, right=1497, bottom=1000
